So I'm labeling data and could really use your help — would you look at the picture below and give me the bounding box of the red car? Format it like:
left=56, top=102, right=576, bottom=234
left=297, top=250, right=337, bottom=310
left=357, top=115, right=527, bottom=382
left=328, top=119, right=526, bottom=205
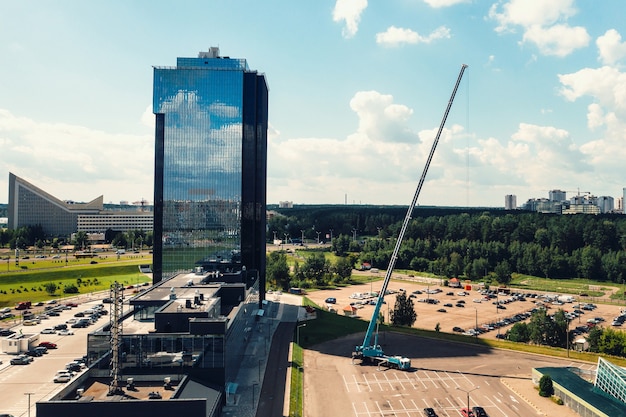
left=460, top=409, right=474, bottom=417
left=38, top=341, right=57, bottom=349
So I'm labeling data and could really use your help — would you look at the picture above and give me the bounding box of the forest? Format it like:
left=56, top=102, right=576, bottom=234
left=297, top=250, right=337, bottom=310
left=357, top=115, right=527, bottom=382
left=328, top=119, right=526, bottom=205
left=268, top=206, right=626, bottom=283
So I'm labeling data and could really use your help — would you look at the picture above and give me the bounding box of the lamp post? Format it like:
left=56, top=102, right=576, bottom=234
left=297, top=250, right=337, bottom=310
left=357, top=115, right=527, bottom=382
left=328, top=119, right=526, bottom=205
left=25, top=392, right=34, bottom=417
left=297, top=323, right=307, bottom=346
left=300, top=229, right=305, bottom=245
left=329, top=229, right=333, bottom=242
left=474, top=307, right=478, bottom=338
left=456, top=386, right=479, bottom=413
left=352, top=228, right=357, bottom=241
left=316, top=231, right=321, bottom=244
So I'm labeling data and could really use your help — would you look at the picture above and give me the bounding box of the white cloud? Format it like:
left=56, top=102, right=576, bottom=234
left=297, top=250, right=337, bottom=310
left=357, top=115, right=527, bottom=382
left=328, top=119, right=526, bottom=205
left=597, top=29, right=626, bottom=66
left=376, top=26, right=451, bottom=47
left=332, top=0, right=368, bottom=39
left=423, top=0, right=469, bottom=7
left=488, top=0, right=589, bottom=57
left=349, top=91, right=418, bottom=143
left=558, top=66, right=626, bottom=115
left=0, top=109, right=153, bottom=204
left=522, top=24, right=590, bottom=57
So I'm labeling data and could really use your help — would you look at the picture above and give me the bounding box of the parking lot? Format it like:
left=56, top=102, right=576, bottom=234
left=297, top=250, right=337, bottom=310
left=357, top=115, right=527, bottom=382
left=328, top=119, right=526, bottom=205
left=304, top=331, right=586, bottom=417
left=305, top=274, right=626, bottom=341
left=0, top=297, right=110, bottom=417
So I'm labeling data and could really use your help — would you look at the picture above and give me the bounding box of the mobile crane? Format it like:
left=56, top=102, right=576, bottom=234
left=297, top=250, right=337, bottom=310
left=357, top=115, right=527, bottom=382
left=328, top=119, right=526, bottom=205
left=352, top=64, right=468, bottom=370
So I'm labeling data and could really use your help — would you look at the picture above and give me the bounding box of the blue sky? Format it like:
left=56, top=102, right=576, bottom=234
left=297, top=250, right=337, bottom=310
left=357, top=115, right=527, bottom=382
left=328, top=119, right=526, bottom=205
left=0, top=0, right=625, bottom=208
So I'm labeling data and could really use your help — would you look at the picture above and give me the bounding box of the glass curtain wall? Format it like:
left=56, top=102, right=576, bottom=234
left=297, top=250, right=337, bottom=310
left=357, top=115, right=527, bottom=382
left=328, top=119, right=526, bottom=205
left=154, top=60, right=247, bottom=279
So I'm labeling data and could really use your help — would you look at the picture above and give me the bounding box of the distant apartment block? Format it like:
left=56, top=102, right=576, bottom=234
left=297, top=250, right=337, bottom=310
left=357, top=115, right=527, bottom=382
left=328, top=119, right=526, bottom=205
left=279, top=201, right=294, bottom=208
left=7, top=172, right=153, bottom=236
left=549, top=189, right=567, bottom=202
left=504, top=194, right=517, bottom=210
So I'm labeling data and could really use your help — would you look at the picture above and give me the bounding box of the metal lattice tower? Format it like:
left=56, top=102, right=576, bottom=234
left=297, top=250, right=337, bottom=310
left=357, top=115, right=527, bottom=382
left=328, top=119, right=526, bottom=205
left=108, top=282, right=124, bottom=395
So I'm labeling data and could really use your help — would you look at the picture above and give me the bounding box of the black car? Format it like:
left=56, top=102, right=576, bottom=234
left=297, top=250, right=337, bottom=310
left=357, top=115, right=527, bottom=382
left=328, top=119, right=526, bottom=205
left=54, top=323, right=68, bottom=330
left=0, top=329, right=16, bottom=336
left=424, top=407, right=438, bottom=417
left=472, top=406, right=488, bottom=417
left=25, top=349, right=43, bottom=357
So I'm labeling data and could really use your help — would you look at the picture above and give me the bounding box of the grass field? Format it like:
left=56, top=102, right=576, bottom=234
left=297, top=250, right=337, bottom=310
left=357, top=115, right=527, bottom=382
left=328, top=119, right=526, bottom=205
left=0, top=259, right=151, bottom=308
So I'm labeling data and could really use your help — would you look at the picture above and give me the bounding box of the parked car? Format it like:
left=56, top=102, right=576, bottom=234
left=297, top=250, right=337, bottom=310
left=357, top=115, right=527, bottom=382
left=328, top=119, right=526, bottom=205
left=25, top=349, right=43, bottom=357
left=54, top=323, right=68, bottom=330
left=424, top=407, right=438, bottom=417
left=325, top=297, right=337, bottom=304
left=10, top=355, right=32, bottom=365
left=41, top=328, right=56, bottom=334
left=57, top=329, right=74, bottom=336
left=53, top=373, right=71, bottom=383
left=34, top=346, right=48, bottom=355
left=0, top=329, right=15, bottom=336
left=472, top=406, right=488, bottom=417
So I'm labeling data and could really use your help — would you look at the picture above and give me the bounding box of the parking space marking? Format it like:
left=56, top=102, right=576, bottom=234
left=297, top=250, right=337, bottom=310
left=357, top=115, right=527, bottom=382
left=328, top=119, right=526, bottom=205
left=414, top=372, right=429, bottom=389
left=392, top=372, right=406, bottom=391
left=484, top=393, right=511, bottom=417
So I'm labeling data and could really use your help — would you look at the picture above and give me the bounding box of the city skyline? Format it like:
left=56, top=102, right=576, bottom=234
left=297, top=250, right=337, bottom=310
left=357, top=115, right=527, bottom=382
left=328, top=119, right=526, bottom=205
left=0, top=1, right=625, bottom=207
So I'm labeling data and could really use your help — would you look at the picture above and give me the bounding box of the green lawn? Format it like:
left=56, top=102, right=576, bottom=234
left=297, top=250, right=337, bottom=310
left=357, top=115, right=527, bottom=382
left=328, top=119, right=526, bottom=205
left=0, top=260, right=150, bottom=308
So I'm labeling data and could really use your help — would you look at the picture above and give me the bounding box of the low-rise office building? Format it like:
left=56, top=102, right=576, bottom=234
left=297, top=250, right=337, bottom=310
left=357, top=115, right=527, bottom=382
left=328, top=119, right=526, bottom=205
left=37, top=269, right=263, bottom=417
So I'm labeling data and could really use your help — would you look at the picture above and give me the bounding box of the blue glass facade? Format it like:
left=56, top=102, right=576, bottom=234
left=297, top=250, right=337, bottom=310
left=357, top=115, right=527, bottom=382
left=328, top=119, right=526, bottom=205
left=152, top=50, right=268, bottom=288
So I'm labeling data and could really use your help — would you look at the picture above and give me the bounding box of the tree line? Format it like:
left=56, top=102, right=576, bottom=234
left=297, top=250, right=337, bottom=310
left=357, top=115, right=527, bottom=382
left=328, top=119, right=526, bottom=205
left=269, top=207, right=626, bottom=283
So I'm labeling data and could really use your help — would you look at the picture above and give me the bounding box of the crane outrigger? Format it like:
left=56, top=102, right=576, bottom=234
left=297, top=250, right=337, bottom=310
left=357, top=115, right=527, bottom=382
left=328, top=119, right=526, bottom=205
left=352, top=64, right=468, bottom=370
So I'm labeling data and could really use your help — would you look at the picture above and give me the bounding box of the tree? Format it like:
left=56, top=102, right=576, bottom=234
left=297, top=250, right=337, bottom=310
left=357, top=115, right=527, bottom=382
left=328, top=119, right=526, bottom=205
left=508, top=322, right=530, bottom=343
left=73, top=231, right=89, bottom=250
left=587, top=326, right=603, bottom=353
left=63, top=284, right=79, bottom=294
left=390, top=292, right=417, bottom=326
left=538, top=374, right=554, bottom=397
left=332, top=234, right=351, bottom=257
left=44, top=283, right=57, bottom=296
left=494, top=260, right=512, bottom=286
left=266, top=251, right=290, bottom=290
left=303, top=252, right=329, bottom=285
left=332, top=257, right=353, bottom=282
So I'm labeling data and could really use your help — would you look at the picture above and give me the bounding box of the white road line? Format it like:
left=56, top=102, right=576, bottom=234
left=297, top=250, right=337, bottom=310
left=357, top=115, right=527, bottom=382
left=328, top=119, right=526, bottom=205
left=484, top=393, right=509, bottom=417
left=445, top=371, right=461, bottom=388
left=415, top=371, right=428, bottom=389
left=393, top=372, right=406, bottom=391
left=358, top=373, right=370, bottom=392
left=372, top=372, right=385, bottom=391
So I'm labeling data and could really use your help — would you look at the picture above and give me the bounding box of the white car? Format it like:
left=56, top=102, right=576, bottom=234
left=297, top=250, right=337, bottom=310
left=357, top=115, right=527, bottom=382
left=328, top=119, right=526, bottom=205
left=53, top=372, right=72, bottom=383
left=40, top=328, right=56, bottom=334
left=57, top=329, right=74, bottom=336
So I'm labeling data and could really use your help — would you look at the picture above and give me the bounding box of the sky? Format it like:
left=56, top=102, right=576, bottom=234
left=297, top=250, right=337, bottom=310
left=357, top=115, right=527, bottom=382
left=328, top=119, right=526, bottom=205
left=0, top=0, right=625, bottom=208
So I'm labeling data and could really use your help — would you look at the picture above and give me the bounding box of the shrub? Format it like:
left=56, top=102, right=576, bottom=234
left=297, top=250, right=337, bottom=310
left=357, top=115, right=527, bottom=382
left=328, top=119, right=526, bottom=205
left=539, top=375, right=554, bottom=397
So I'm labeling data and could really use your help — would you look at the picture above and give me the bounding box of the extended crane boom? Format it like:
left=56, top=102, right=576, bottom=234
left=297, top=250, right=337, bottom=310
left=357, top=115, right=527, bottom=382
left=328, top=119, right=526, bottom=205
left=352, top=64, right=468, bottom=370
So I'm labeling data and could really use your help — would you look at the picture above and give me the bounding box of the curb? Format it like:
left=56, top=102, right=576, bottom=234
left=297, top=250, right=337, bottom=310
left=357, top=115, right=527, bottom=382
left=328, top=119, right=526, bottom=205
left=501, top=378, right=546, bottom=416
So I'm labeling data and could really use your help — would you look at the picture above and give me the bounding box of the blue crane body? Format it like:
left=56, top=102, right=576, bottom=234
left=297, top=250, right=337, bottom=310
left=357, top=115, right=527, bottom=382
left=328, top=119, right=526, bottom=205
left=352, top=64, right=468, bottom=371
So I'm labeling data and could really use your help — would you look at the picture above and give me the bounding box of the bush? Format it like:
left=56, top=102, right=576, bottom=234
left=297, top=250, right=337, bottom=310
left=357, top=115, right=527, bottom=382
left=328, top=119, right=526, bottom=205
left=539, top=375, right=554, bottom=397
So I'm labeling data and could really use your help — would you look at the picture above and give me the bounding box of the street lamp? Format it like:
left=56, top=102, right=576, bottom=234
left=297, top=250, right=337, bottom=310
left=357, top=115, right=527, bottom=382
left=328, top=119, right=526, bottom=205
left=456, top=385, right=479, bottom=413
left=474, top=307, right=478, bottom=338
left=300, top=229, right=305, bottom=245
left=297, top=323, right=307, bottom=346
left=316, top=231, right=321, bottom=244
left=25, top=392, right=34, bottom=417
left=329, top=229, right=333, bottom=242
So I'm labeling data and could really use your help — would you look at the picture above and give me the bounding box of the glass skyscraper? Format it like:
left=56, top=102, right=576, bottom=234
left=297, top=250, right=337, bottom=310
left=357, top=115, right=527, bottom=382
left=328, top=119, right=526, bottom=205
left=152, top=47, right=268, bottom=288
